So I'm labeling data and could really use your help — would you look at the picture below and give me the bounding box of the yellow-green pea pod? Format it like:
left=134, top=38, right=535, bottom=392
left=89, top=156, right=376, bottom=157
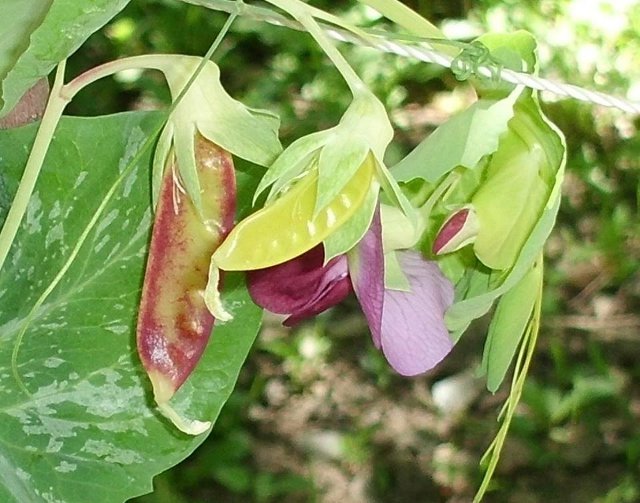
left=214, top=154, right=376, bottom=270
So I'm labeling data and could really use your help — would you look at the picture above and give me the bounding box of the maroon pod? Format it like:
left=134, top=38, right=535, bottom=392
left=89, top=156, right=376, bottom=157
left=137, top=135, right=236, bottom=406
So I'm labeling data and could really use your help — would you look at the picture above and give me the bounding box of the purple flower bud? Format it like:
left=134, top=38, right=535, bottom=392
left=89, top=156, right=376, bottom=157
left=432, top=205, right=479, bottom=255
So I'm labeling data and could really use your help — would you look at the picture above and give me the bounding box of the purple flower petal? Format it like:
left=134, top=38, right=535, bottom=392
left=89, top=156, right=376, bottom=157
left=380, top=251, right=454, bottom=376
left=348, top=207, right=384, bottom=348
left=247, top=245, right=351, bottom=326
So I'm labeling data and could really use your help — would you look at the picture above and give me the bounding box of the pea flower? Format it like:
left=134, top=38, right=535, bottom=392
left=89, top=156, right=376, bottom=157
left=209, top=87, right=440, bottom=375
left=247, top=208, right=455, bottom=376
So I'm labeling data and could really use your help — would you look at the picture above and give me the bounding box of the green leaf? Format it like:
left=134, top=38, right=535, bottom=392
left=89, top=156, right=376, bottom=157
left=0, top=111, right=262, bottom=503
left=0, top=1, right=51, bottom=86
left=482, top=261, right=541, bottom=392
left=392, top=90, right=519, bottom=183
left=473, top=31, right=538, bottom=99
left=0, top=0, right=131, bottom=115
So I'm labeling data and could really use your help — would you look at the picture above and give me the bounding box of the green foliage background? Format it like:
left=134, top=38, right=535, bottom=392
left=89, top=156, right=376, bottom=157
left=5, top=0, right=640, bottom=501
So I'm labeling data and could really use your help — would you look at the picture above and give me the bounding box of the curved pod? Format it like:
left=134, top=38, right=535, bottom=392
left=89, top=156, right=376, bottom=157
left=214, top=154, right=376, bottom=271
left=137, top=135, right=236, bottom=410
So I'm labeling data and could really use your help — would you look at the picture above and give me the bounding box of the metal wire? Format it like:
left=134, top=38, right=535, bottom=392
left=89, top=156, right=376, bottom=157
left=186, top=0, right=640, bottom=115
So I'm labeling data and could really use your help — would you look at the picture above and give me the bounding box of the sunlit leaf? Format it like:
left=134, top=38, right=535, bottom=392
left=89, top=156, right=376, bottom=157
left=392, top=90, right=519, bottom=183
left=0, top=1, right=52, bottom=88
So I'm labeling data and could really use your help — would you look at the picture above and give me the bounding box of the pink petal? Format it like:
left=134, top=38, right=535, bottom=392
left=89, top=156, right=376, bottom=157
left=380, top=251, right=454, bottom=376
left=247, top=245, right=351, bottom=326
left=348, top=207, right=384, bottom=348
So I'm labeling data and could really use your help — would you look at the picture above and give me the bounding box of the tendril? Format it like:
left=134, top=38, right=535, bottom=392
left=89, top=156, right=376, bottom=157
left=450, top=41, right=503, bottom=82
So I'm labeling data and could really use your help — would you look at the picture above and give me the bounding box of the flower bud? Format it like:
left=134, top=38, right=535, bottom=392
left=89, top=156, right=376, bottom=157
left=432, top=205, right=479, bottom=255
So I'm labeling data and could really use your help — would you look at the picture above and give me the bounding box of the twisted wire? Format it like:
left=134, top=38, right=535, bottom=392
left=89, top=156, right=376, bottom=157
left=186, top=0, right=640, bottom=115
left=363, top=33, right=640, bottom=114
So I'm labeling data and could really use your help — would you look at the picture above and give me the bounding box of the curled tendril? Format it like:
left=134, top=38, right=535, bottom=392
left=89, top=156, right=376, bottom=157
left=450, top=41, right=503, bottom=82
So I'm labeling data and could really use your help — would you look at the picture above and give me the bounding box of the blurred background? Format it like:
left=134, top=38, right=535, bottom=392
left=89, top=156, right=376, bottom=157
left=68, top=0, right=640, bottom=501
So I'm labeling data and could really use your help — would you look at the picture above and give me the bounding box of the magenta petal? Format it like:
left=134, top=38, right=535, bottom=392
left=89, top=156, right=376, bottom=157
left=247, top=245, right=351, bottom=326
left=380, top=251, right=454, bottom=376
left=283, top=271, right=351, bottom=326
left=349, top=206, right=384, bottom=348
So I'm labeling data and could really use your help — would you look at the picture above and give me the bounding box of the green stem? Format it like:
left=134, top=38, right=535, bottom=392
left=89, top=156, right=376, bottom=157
left=357, top=0, right=456, bottom=55
left=264, top=0, right=365, bottom=95
left=0, top=61, right=69, bottom=273
left=187, top=0, right=375, bottom=46
left=418, top=171, right=459, bottom=218
left=62, top=56, right=174, bottom=101
left=289, top=1, right=374, bottom=44
left=473, top=257, right=544, bottom=501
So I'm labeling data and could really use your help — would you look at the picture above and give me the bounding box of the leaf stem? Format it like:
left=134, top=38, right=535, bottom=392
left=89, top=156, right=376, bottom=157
left=356, top=0, right=455, bottom=54
left=418, top=171, right=459, bottom=218
left=187, top=0, right=376, bottom=47
left=0, top=61, right=69, bottom=273
left=264, top=0, right=365, bottom=95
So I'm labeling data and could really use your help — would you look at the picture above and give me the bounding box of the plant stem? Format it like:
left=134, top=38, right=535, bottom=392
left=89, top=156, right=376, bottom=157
left=264, top=0, right=365, bottom=95
left=186, top=0, right=374, bottom=45
left=357, top=0, right=456, bottom=55
left=61, top=56, right=169, bottom=101
left=0, top=61, right=69, bottom=272
left=418, top=171, right=459, bottom=218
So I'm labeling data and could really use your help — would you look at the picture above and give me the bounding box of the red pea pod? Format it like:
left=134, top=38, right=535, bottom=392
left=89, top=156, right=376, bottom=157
left=137, top=134, right=236, bottom=434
